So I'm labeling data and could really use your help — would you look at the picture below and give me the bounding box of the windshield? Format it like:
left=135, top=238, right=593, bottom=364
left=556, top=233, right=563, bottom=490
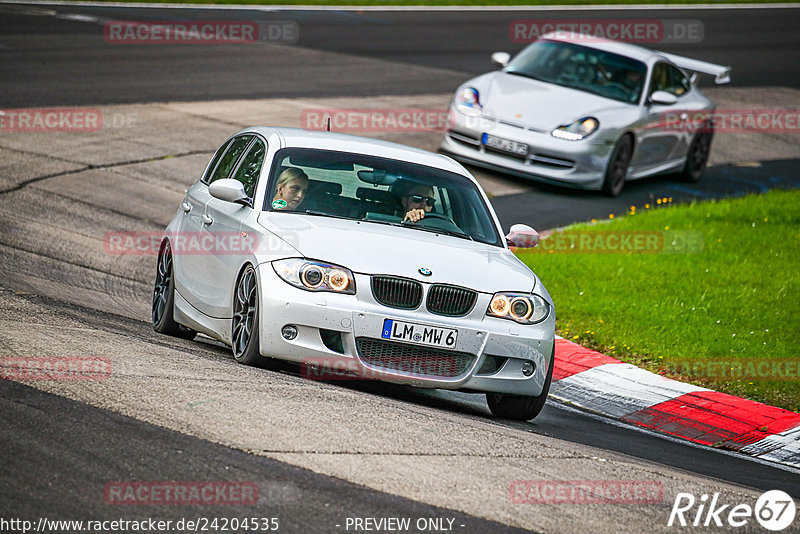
left=265, top=148, right=502, bottom=246
left=506, top=40, right=647, bottom=104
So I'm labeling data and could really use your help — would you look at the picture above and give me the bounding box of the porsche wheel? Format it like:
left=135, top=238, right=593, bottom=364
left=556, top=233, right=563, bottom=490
left=232, top=265, right=261, bottom=366
left=152, top=241, right=196, bottom=340
left=486, top=346, right=554, bottom=421
left=679, top=130, right=713, bottom=182
left=602, top=135, right=633, bottom=197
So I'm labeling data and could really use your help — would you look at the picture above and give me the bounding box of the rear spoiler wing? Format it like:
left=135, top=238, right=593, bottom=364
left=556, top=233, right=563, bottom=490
left=659, top=52, right=731, bottom=84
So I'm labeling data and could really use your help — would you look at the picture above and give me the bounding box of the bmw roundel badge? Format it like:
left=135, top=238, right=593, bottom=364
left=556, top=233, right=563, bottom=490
left=418, top=267, right=432, bottom=276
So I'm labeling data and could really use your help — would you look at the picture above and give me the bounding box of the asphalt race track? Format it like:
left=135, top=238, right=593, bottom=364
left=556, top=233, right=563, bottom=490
left=1, top=4, right=800, bottom=106
left=0, top=4, right=799, bottom=533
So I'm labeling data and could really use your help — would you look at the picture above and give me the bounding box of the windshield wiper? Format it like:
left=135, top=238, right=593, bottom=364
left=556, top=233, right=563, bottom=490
left=402, top=223, right=474, bottom=241
left=506, top=70, right=546, bottom=83
left=363, top=216, right=475, bottom=241
left=360, top=217, right=405, bottom=228
left=302, top=210, right=358, bottom=221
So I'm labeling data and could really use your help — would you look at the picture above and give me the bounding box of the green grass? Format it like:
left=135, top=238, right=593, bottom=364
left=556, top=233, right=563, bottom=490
left=73, top=0, right=797, bottom=5
left=517, top=190, right=800, bottom=412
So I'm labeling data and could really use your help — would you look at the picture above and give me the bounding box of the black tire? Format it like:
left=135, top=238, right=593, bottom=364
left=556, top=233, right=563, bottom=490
left=602, top=135, right=634, bottom=197
left=152, top=241, right=197, bottom=340
left=232, top=265, right=262, bottom=366
left=486, top=346, right=555, bottom=421
left=679, top=130, right=713, bottom=182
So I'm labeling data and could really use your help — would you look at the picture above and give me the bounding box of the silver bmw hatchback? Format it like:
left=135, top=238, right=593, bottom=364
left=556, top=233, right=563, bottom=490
left=153, top=127, right=556, bottom=420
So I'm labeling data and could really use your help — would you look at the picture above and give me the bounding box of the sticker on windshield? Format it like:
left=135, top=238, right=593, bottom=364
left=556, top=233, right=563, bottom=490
left=272, top=199, right=287, bottom=209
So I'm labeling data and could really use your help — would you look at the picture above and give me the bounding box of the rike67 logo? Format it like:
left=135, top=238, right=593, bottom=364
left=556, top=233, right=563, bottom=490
left=668, top=490, right=796, bottom=531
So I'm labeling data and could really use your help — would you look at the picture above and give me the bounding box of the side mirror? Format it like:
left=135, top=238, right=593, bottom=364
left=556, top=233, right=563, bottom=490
left=506, top=224, right=539, bottom=248
left=209, top=179, right=251, bottom=206
left=649, top=90, right=678, bottom=106
left=491, top=52, right=510, bottom=69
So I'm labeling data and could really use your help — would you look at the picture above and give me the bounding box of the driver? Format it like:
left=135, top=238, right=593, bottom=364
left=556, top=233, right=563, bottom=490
left=621, top=69, right=644, bottom=102
left=394, top=183, right=436, bottom=223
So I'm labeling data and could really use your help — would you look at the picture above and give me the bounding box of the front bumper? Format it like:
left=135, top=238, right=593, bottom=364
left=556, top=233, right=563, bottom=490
left=441, top=109, right=616, bottom=190
left=256, top=265, right=555, bottom=396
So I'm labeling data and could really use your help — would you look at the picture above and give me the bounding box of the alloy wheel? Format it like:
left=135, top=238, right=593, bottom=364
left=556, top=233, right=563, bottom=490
left=152, top=243, right=172, bottom=325
left=609, top=141, right=632, bottom=194
left=688, top=133, right=711, bottom=177
left=232, top=267, right=257, bottom=359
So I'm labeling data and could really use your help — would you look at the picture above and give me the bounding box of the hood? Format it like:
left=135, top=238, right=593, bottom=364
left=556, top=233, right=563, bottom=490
left=258, top=213, right=536, bottom=294
left=476, top=72, right=632, bottom=130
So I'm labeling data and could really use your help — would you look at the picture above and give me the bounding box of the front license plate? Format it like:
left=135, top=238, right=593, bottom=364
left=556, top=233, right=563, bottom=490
left=381, top=319, right=457, bottom=349
left=482, top=133, right=529, bottom=156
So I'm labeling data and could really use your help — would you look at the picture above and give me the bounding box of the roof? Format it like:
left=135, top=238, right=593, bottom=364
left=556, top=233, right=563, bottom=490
left=240, top=126, right=468, bottom=177
left=540, top=31, right=660, bottom=64
left=537, top=32, right=731, bottom=82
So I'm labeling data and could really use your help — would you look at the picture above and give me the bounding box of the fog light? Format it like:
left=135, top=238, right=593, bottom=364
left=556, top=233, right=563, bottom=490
left=521, top=360, right=535, bottom=377
left=281, top=325, right=298, bottom=340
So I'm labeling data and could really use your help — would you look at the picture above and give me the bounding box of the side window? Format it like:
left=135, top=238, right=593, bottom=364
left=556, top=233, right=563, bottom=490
left=202, top=140, right=230, bottom=183
left=649, top=63, right=669, bottom=95
left=208, top=135, right=253, bottom=184
left=231, top=138, right=266, bottom=199
left=650, top=63, right=690, bottom=97
left=667, top=65, right=691, bottom=96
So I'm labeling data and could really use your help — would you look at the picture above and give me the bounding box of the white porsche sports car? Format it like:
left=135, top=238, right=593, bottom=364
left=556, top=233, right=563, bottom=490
left=441, top=32, right=731, bottom=196
left=153, top=127, right=556, bottom=420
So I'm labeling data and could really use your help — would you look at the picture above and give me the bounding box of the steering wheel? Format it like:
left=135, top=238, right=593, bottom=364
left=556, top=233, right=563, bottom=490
left=418, top=212, right=450, bottom=222
left=574, top=64, right=595, bottom=84
left=402, top=212, right=451, bottom=224
left=601, top=83, right=631, bottom=101
left=406, top=212, right=465, bottom=233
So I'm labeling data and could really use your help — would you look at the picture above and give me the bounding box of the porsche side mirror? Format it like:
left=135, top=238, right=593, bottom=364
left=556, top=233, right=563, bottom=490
left=506, top=224, right=539, bottom=248
left=649, top=91, right=678, bottom=106
left=209, top=179, right=251, bottom=206
left=491, top=52, right=510, bottom=69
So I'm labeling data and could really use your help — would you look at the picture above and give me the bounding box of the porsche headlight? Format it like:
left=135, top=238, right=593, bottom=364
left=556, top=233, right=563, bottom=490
left=273, top=258, right=356, bottom=294
left=487, top=292, right=549, bottom=324
left=455, top=87, right=483, bottom=116
left=551, top=117, right=599, bottom=140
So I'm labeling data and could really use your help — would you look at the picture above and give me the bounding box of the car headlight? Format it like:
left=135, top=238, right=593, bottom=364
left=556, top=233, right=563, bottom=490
left=273, top=258, right=356, bottom=294
left=551, top=117, right=599, bottom=141
left=487, top=292, right=549, bottom=324
left=455, top=87, right=483, bottom=116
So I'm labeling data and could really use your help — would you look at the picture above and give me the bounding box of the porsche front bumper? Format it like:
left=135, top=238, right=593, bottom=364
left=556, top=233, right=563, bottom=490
left=441, top=108, right=617, bottom=190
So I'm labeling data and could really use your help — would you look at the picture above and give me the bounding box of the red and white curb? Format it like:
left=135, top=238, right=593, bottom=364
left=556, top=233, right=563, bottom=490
left=550, top=337, right=800, bottom=469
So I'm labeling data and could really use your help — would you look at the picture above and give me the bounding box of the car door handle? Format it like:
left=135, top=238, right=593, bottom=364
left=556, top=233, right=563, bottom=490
left=202, top=214, right=213, bottom=225
left=182, top=202, right=192, bottom=213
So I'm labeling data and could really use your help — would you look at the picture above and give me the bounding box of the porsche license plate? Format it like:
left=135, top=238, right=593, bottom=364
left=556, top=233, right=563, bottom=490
left=482, top=133, right=529, bottom=156
left=381, top=319, right=457, bottom=349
